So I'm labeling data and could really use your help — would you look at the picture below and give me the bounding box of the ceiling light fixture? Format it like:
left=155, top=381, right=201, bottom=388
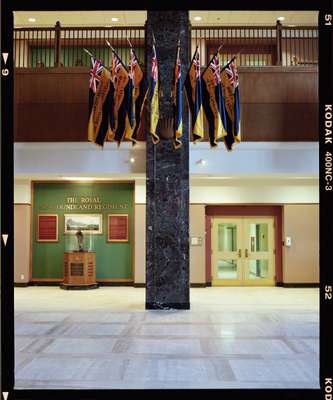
left=28, top=17, right=36, bottom=22
left=197, top=159, right=207, bottom=166
left=130, top=157, right=135, bottom=163
left=277, top=16, right=285, bottom=21
left=194, top=16, right=202, bottom=21
left=111, top=17, right=119, bottom=22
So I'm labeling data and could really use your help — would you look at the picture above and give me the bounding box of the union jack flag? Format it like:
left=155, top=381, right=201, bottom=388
left=225, top=59, right=239, bottom=89
left=151, top=44, right=158, bottom=82
left=112, top=53, right=122, bottom=87
left=193, top=51, right=201, bottom=80
left=211, top=55, right=221, bottom=85
left=129, top=48, right=138, bottom=82
left=89, top=57, right=103, bottom=93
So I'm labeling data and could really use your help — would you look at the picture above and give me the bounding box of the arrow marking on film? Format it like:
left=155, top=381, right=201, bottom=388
left=3, top=392, right=8, bottom=400
left=2, top=53, right=9, bottom=65
left=2, top=234, right=8, bottom=246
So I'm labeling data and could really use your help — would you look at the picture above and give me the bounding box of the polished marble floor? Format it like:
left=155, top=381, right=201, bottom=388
left=14, top=287, right=319, bottom=389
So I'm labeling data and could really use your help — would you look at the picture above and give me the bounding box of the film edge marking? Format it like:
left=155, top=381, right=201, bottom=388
left=2, top=53, right=8, bottom=65
left=2, top=234, right=8, bottom=246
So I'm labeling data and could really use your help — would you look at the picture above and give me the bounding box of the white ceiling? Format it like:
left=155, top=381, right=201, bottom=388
left=14, top=10, right=318, bottom=28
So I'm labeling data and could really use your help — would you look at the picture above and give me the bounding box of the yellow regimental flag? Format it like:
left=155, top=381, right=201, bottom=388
left=184, top=48, right=204, bottom=143
left=221, top=68, right=235, bottom=130
left=149, top=43, right=160, bottom=144
left=202, top=62, right=226, bottom=147
left=87, top=68, right=113, bottom=147
left=112, top=53, right=130, bottom=145
left=220, top=58, right=241, bottom=150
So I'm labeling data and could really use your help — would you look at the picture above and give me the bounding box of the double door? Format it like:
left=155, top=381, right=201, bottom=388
left=211, top=217, right=275, bottom=286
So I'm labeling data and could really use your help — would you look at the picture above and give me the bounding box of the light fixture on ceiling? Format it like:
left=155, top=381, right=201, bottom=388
left=194, top=16, right=202, bottom=21
left=130, top=157, right=135, bottom=164
left=197, top=159, right=207, bottom=166
left=28, top=17, right=36, bottom=22
left=111, top=17, right=119, bottom=22
left=277, top=16, right=285, bottom=21
left=62, top=177, right=95, bottom=181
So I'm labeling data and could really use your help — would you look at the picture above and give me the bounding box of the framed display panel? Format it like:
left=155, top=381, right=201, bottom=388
left=107, top=214, right=129, bottom=242
left=64, top=213, right=103, bottom=235
left=37, top=214, right=58, bottom=242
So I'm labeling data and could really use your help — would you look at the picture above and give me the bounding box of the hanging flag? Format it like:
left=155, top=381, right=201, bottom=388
left=111, top=50, right=130, bottom=145
left=125, top=46, right=148, bottom=144
left=220, top=57, right=241, bottom=151
left=202, top=49, right=227, bottom=147
left=184, top=47, right=204, bottom=143
left=149, top=39, right=160, bottom=144
left=172, top=40, right=183, bottom=149
left=87, top=56, right=113, bottom=147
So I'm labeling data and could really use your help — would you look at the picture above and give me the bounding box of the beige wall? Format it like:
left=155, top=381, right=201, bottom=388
left=134, top=204, right=146, bottom=284
left=283, top=204, right=319, bottom=283
left=14, top=204, right=31, bottom=284
left=190, top=205, right=206, bottom=284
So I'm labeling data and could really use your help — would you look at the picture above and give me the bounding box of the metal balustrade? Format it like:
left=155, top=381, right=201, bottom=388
left=13, top=22, right=318, bottom=68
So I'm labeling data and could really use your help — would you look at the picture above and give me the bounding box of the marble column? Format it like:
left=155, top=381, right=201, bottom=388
left=145, top=11, right=190, bottom=310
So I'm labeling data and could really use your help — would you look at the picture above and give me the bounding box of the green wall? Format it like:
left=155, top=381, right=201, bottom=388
left=32, top=182, right=134, bottom=280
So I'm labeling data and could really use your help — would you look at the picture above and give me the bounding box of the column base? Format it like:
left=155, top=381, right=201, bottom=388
left=60, top=283, right=99, bottom=290
left=145, top=302, right=190, bottom=310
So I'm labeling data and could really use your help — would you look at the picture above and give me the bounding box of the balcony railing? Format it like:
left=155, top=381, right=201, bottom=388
left=14, top=22, right=318, bottom=68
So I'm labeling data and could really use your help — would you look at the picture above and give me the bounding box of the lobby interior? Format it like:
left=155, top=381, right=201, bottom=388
left=13, top=10, right=319, bottom=390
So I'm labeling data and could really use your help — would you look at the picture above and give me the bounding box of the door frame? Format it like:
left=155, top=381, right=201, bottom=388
left=205, top=205, right=283, bottom=286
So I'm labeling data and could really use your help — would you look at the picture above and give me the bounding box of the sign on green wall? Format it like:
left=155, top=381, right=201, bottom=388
left=32, top=182, right=134, bottom=281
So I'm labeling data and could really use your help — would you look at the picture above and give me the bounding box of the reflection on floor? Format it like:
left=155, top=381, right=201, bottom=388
left=15, top=287, right=319, bottom=389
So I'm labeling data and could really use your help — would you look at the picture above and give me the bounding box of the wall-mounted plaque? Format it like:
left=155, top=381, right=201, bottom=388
left=107, top=214, right=129, bottom=242
left=37, top=214, right=58, bottom=242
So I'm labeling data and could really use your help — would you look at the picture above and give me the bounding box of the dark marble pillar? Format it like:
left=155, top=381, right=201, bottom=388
left=145, top=11, right=190, bottom=310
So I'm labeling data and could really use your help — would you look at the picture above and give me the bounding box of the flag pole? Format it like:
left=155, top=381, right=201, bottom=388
left=220, top=55, right=237, bottom=72
left=106, top=39, right=129, bottom=71
left=202, top=44, right=223, bottom=75
left=83, top=48, right=111, bottom=72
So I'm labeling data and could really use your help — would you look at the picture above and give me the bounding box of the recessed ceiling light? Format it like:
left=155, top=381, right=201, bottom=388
left=111, top=17, right=119, bottom=22
left=130, top=157, right=135, bottom=163
left=197, top=159, right=207, bottom=166
left=28, top=17, right=36, bottom=22
left=194, top=16, right=202, bottom=21
left=277, top=16, right=285, bottom=21
left=62, top=177, right=95, bottom=181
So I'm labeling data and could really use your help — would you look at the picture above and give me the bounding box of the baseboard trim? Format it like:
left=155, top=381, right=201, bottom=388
left=135, top=283, right=207, bottom=288
left=98, top=282, right=133, bottom=287
left=30, top=282, right=61, bottom=286
left=146, top=302, right=190, bottom=310
left=14, top=283, right=29, bottom=287
left=281, top=283, right=319, bottom=288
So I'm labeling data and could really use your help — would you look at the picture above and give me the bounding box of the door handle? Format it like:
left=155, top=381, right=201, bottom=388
left=238, top=249, right=242, bottom=258
left=245, top=249, right=249, bottom=258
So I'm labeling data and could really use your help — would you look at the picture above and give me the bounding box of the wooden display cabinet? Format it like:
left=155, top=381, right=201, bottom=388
left=61, top=251, right=99, bottom=290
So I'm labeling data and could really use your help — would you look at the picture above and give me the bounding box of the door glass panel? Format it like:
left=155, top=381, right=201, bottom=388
left=249, top=223, right=268, bottom=252
left=248, top=259, right=269, bottom=279
left=217, top=223, right=237, bottom=252
left=217, top=259, right=238, bottom=279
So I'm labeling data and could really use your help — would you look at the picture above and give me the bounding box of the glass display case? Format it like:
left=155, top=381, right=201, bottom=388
left=64, top=230, right=95, bottom=253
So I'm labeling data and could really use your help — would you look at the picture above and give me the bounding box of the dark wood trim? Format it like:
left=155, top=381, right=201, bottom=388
left=205, top=205, right=283, bottom=285
left=282, top=283, right=319, bottom=288
left=191, top=283, right=207, bottom=288
left=14, top=283, right=29, bottom=287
